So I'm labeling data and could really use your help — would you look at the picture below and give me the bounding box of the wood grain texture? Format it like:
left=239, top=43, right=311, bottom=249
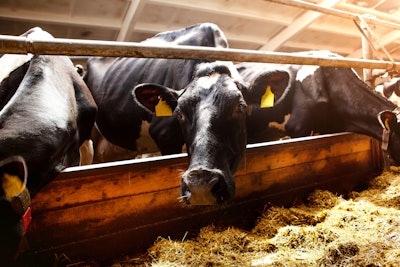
left=25, top=133, right=382, bottom=261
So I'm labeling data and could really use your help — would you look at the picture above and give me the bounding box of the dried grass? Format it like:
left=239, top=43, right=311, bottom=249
left=118, top=171, right=400, bottom=266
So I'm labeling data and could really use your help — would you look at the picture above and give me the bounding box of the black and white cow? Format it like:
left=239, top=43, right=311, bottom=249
left=236, top=61, right=299, bottom=143
left=133, top=61, right=291, bottom=205
left=0, top=28, right=97, bottom=196
left=237, top=50, right=400, bottom=165
left=0, top=27, right=97, bottom=263
left=84, top=23, right=229, bottom=162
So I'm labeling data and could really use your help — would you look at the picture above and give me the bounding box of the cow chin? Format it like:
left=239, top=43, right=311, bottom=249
left=180, top=168, right=234, bottom=205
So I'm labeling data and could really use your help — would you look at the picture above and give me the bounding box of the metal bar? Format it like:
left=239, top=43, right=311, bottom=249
left=0, top=35, right=399, bottom=70
left=265, top=0, right=400, bottom=31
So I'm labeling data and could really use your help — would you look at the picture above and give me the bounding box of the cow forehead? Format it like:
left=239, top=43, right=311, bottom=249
left=296, top=65, right=319, bottom=82
left=180, top=74, right=242, bottom=104
left=196, top=72, right=222, bottom=90
left=0, top=54, right=33, bottom=82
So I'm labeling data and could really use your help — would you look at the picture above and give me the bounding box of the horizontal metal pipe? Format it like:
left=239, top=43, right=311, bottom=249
left=0, top=35, right=399, bottom=70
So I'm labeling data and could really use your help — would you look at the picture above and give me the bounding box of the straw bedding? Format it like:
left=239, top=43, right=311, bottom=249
left=112, top=171, right=400, bottom=266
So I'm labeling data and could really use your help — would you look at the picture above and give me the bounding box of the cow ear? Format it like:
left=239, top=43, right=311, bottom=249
left=244, top=70, right=290, bottom=107
left=378, top=110, right=400, bottom=132
left=133, top=83, right=179, bottom=117
left=0, top=156, right=27, bottom=199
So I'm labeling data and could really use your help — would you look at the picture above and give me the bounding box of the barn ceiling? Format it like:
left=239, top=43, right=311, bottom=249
left=1, top=0, right=400, bottom=63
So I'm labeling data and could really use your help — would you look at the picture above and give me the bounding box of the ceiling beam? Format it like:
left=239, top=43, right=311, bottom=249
left=0, top=7, right=119, bottom=29
left=283, top=40, right=356, bottom=55
left=116, top=0, right=147, bottom=41
left=147, top=0, right=290, bottom=25
left=338, top=2, right=400, bottom=25
left=348, top=30, right=400, bottom=58
left=260, top=0, right=342, bottom=51
left=0, top=1, right=363, bottom=43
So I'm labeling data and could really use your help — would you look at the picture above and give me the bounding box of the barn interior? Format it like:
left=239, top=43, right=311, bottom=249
left=1, top=0, right=400, bottom=68
left=2, top=0, right=400, bottom=266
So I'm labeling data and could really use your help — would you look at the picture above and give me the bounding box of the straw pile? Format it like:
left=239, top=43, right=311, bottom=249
left=115, top=171, right=400, bottom=266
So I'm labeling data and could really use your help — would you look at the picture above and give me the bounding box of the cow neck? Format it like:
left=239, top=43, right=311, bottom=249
left=329, top=67, right=396, bottom=140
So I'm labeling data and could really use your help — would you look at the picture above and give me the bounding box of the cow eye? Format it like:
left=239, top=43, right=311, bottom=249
left=175, top=108, right=185, bottom=122
left=237, top=102, right=247, bottom=113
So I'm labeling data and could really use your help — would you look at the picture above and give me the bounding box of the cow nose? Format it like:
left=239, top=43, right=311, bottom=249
left=180, top=169, right=227, bottom=205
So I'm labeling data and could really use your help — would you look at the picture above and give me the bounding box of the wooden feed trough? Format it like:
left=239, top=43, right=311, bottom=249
left=24, top=132, right=383, bottom=262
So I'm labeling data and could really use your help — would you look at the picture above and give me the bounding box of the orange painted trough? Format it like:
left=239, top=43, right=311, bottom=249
left=25, top=132, right=383, bottom=261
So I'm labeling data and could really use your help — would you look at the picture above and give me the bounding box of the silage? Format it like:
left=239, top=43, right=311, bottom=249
left=121, top=171, right=400, bottom=266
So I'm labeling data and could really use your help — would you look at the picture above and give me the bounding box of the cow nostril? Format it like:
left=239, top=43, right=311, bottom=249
left=179, top=180, right=191, bottom=204
left=210, top=177, right=227, bottom=203
left=180, top=169, right=227, bottom=205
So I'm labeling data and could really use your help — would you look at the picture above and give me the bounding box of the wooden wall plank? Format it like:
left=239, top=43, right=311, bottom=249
left=24, top=133, right=382, bottom=262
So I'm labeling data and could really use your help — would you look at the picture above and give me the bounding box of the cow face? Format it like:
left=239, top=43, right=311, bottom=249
left=133, top=61, right=291, bottom=205
left=0, top=156, right=30, bottom=266
left=134, top=62, right=247, bottom=205
left=378, top=110, right=400, bottom=164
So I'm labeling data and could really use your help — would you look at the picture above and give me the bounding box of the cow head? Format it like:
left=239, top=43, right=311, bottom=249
left=0, top=156, right=30, bottom=266
left=0, top=27, right=97, bottom=196
left=378, top=109, right=400, bottom=164
left=133, top=61, right=291, bottom=205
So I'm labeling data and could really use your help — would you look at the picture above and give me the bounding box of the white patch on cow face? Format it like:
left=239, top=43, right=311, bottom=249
left=34, top=62, right=76, bottom=130
left=0, top=54, right=33, bottom=83
left=2, top=57, right=76, bottom=133
left=197, top=72, right=220, bottom=90
left=0, top=28, right=54, bottom=83
left=26, top=27, right=54, bottom=41
left=296, top=65, right=319, bottom=82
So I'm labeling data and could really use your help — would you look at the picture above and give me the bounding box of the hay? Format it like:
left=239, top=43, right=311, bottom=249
left=116, top=171, right=400, bottom=266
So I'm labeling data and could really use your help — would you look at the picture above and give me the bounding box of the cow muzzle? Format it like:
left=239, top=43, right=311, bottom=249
left=180, top=168, right=232, bottom=205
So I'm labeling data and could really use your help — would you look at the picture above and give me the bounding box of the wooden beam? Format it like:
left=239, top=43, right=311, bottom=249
left=116, top=0, right=147, bottom=41
left=360, top=17, right=375, bottom=87
left=147, top=0, right=290, bottom=25
left=348, top=30, right=400, bottom=58
left=0, top=7, right=119, bottom=29
left=2, top=34, right=400, bottom=69
left=260, top=0, right=341, bottom=51
left=265, top=0, right=400, bottom=31
left=338, top=2, right=400, bottom=25
left=270, top=40, right=359, bottom=55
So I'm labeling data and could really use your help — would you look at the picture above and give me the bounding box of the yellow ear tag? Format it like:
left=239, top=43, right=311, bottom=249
left=1, top=173, right=25, bottom=199
left=155, top=98, right=173, bottom=117
left=260, top=85, right=275, bottom=108
left=385, top=118, right=391, bottom=131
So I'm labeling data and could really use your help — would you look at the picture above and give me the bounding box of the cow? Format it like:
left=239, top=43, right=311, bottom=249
left=0, top=27, right=97, bottom=196
left=84, top=23, right=230, bottom=162
left=236, top=62, right=299, bottom=143
left=0, top=27, right=97, bottom=263
left=133, top=60, right=291, bottom=205
left=237, top=50, right=400, bottom=165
